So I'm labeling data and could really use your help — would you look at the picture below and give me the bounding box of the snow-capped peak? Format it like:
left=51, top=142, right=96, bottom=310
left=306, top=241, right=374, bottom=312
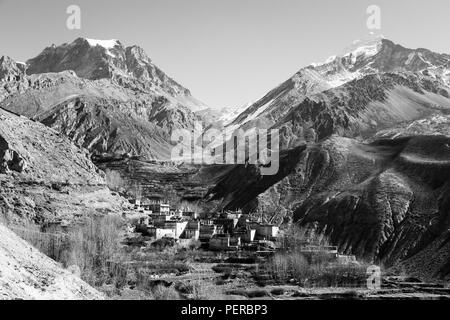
left=84, top=39, right=121, bottom=58
left=341, top=34, right=384, bottom=63
left=310, top=34, right=384, bottom=67
left=85, top=38, right=120, bottom=49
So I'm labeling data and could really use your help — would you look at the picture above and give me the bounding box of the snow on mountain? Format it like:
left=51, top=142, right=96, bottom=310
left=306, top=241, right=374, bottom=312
left=310, top=34, right=383, bottom=68
left=85, top=38, right=120, bottom=49
left=227, top=37, right=450, bottom=131
left=85, top=38, right=120, bottom=58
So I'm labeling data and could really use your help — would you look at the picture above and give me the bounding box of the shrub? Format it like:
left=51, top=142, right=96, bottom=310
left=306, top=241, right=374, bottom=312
left=11, top=214, right=127, bottom=288
left=105, top=169, right=127, bottom=193
left=190, top=280, right=224, bottom=300
left=65, top=215, right=126, bottom=286
left=265, top=224, right=371, bottom=287
left=152, top=284, right=180, bottom=300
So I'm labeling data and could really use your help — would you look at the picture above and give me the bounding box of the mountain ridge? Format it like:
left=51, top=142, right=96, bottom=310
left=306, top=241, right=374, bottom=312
left=26, top=37, right=204, bottom=107
left=0, top=38, right=211, bottom=159
left=227, top=38, right=450, bottom=131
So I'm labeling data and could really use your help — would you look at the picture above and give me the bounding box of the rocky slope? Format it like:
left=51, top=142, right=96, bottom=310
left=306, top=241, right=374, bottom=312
left=291, top=135, right=450, bottom=266
left=0, top=223, right=103, bottom=300
left=373, top=114, right=450, bottom=139
left=0, top=107, right=103, bottom=182
left=208, top=134, right=450, bottom=279
left=0, top=107, right=124, bottom=224
left=273, top=72, right=450, bottom=148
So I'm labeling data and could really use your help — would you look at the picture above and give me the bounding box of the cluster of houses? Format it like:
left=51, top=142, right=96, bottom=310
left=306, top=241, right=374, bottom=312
left=127, top=197, right=280, bottom=251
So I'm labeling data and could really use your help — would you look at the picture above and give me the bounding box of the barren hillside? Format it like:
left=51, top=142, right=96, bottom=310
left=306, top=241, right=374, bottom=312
left=0, top=223, right=103, bottom=300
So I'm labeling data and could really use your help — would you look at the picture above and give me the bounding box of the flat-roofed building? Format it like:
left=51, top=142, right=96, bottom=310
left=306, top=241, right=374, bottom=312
left=148, top=227, right=175, bottom=239
left=214, top=217, right=239, bottom=234
left=146, top=203, right=170, bottom=215
left=182, top=211, right=199, bottom=220
left=183, top=229, right=200, bottom=240
left=209, top=234, right=230, bottom=251
left=148, top=220, right=188, bottom=239
left=233, top=228, right=256, bottom=243
left=256, top=224, right=279, bottom=240
left=199, top=224, right=221, bottom=241
left=163, top=220, right=188, bottom=238
left=209, top=234, right=240, bottom=251
left=151, top=214, right=173, bottom=226
left=187, top=220, right=200, bottom=230
left=182, top=220, right=200, bottom=240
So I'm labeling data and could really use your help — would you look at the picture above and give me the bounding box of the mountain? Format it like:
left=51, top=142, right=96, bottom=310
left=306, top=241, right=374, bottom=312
left=26, top=38, right=206, bottom=110
left=273, top=71, right=450, bottom=149
left=0, top=38, right=208, bottom=160
left=208, top=38, right=450, bottom=210
left=228, top=36, right=450, bottom=134
left=2, top=35, right=450, bottom=281
left=292, top=135, right=450, bottom=279
left=206, top=133, right=450, bottom=279
left=205, top=38, right=450, bottom=280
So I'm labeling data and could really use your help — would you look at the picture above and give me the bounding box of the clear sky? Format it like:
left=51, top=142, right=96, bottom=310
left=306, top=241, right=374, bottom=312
left=1, top=0, right=450, bottom=108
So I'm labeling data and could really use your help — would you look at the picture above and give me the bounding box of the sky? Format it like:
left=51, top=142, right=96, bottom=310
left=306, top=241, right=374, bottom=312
left=1, top=0, right=450, bottom=108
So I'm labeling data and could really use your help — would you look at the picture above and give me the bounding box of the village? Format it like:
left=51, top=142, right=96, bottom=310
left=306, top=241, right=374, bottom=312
left=125, top=196, right=281, bottom=252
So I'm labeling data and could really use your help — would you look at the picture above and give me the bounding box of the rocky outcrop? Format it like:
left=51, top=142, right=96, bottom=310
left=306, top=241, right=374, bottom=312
left=0, top=108, right=104, bottom=184
left=373, top=114, right=450, bottom=139
left=0, top=56, right=26, bottom=82
left=0, top=223, right=103, bottom=300
left=0, top=134, right=27, bottom=173
left=0, top=108, right=124, bottom=224
left=0, top=56, right=29, bottom=102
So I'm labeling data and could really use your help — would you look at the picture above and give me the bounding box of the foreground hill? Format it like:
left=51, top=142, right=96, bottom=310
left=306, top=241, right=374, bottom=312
left=0, top=107, right=124, bottom=224
left=0, top=223, right=103, bottom=300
